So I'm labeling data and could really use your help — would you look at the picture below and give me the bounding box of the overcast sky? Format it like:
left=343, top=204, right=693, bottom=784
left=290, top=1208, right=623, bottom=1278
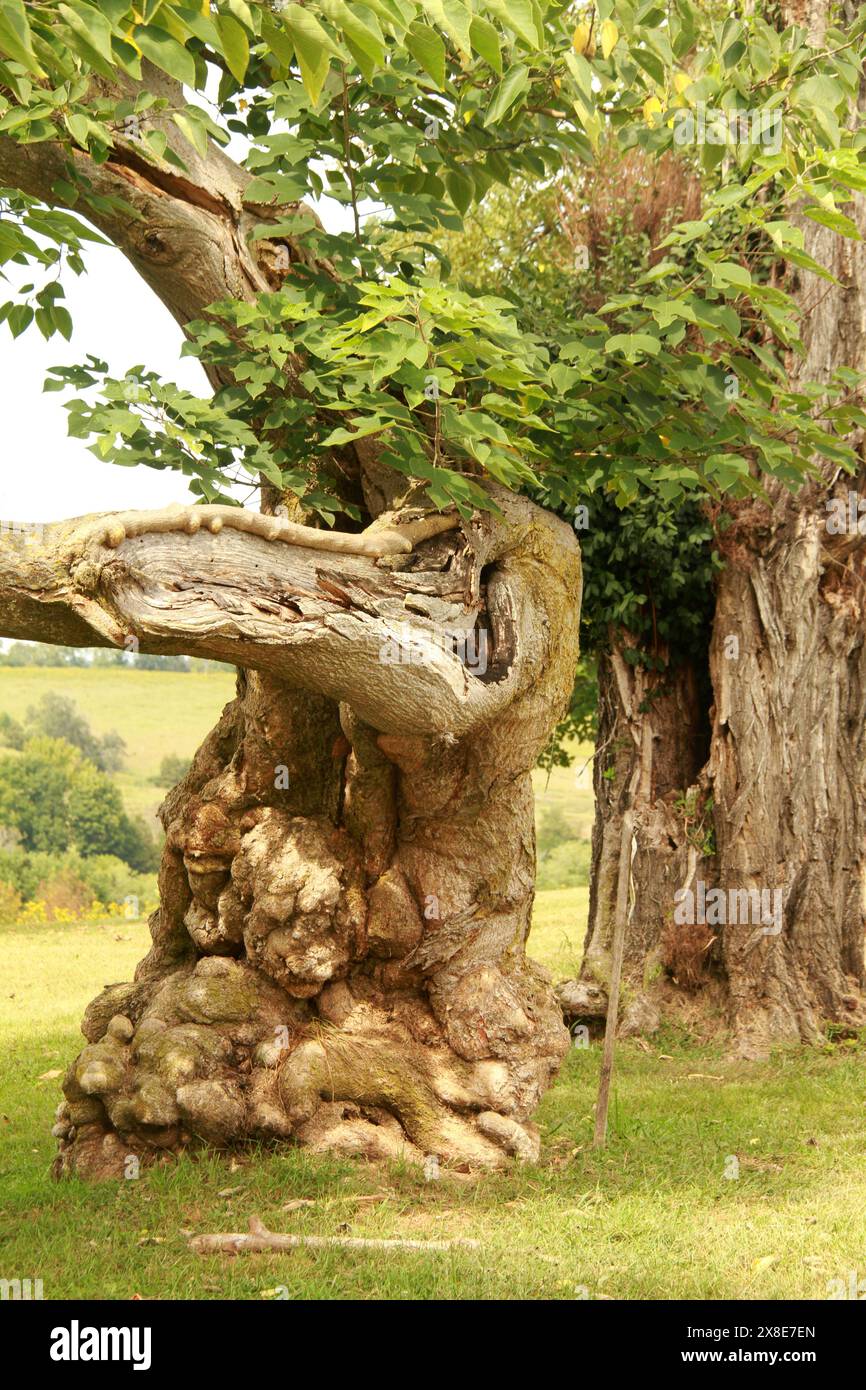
left=1, top=153, right=358, bottom=525
left=0, top=239, right=217, bottom=523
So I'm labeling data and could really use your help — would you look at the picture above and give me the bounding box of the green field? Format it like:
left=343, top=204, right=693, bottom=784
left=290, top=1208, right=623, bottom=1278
left=0, top=666, right=237, bottom=826
left=0, top=667, right=595, bottom=844
left=2, top=906, right=866, bottom=1300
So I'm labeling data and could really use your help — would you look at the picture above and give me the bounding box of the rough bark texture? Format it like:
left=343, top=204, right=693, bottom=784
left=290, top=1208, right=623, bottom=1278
left=707, top=0, right=866, bottom=1056
left=0, top=61, right=585, bottom=1174
left=709, top=488, right=866, bottom=1054
left=561, top=0, right=866, bottom=1057
left=0, top=489, right=583, bottom=1178
left=558, top=638, right=715, bottom=1038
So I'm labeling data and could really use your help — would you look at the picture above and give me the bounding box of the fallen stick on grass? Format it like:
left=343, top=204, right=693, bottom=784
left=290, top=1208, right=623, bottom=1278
left=189, top=1215, right=480, bottom=1256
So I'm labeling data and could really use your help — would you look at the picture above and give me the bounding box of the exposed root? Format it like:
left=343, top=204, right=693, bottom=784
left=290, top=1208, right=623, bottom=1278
left=67, top=502, right=459, bottom=560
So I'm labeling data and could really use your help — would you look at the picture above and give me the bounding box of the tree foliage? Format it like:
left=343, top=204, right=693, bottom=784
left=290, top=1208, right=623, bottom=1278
left=0, top=0, right=864, bottom=520
left=25, top=692, right=126, bottom=770
left=0, top=735, right=157, bottom=866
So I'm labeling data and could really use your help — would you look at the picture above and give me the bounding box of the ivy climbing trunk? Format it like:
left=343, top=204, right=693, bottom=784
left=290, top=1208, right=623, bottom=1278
left=563, top=0, right=866, bottom=1056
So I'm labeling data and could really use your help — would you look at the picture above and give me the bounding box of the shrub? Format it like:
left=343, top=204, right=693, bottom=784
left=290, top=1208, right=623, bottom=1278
left=0, top=712, right=24, bottom=750
left=0, top=880, right=22, bottom=922
left=0, top=738, right=157, bottom=868
left=536, top=838, right=592, bottom=892
left=537, top=805, right=575, bottom=857
left=151, top=753, right=189, bottom=787
left=0, top=737, right=77, bottom=853
left=0, top=848, right=157, bottom=918
left=25, top=693, right=126, bottom=771
left=34, top=871, right=96, bottom=920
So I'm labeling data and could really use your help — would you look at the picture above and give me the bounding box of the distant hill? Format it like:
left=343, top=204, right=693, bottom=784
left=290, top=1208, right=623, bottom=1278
left=0, top=667, right=594, bottom=884
left=0, top=667, right=235, bottom=827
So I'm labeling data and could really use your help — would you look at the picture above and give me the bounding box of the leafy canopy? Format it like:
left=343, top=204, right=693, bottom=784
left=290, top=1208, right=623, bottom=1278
left=2, top=0, right=866, bottom=516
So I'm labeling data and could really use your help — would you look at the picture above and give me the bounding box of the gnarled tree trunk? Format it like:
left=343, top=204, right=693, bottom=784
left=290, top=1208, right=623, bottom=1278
left=1, top=488, right=581, bottom=1176
left=0, top=61, right=583, bottom=1175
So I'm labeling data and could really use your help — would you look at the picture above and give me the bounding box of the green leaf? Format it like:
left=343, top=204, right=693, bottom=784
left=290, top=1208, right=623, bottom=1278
left=215, top=14, right=249, bottom=84
left=405, top=20, right=446, bottom=88
left=58, top=3, right=117, bottom=78
left=445, top=167, right=473, bottom=214
left=479, top=0, right=540, bottom=50
left=172, top=109, right=208, bottom=159
left=469, top=14, right=502, bottom=73
left=484, top=64, right=530, bottom=126
left=319, top=0, right=385, bottom=68
left=0, top=0, right=43, bottom=76
left=605, top=333, right=661, bottom=357
left=802, top=204, right=860, bottom=239
left=282, top=4, right=342, bottom=102
left=707, top=260, right=752, bottom=290
left=7, top=303, right=33, bottom=337
left=53, top=306, right=73, bottom=340
left=65, top=112, right=90, bottom=146
left=793, top=74, right=845, bottom=115
left=225, top=0, right=255, bottom=30
left=134, top=25, right=197, bottom=86
left=321, top=416, right=387, bottom=445
left=259, top=11, right=295, bottom=66
left=421, top=0, right=472, bottom=56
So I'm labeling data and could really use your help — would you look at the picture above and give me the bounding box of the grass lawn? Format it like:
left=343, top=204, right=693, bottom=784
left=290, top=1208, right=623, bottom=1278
left=2, top=899, right=865, bottom=1301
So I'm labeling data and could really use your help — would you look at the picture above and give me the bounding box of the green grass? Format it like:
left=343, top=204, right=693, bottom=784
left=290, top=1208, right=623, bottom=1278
left=2, top=904, right=866, bottom=1301
left=528, top=886, right=588, bottom=979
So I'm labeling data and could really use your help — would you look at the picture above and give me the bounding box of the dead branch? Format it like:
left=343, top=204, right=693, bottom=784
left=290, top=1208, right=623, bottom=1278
left=189, top=1214, right=480, bottom=1255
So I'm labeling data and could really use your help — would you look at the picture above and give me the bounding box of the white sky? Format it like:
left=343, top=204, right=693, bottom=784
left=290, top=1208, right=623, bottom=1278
left=1, top=240, right=214, bottom=522
left=0, top=148, right=360, bottom=524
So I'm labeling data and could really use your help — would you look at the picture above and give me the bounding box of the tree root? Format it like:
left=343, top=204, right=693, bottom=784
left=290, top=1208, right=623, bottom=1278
left=67, top=502, right=459, bottom=559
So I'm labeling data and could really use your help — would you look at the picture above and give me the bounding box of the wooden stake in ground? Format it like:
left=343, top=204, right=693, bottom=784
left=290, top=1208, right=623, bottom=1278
left=189, top=1215, right=480, bottom=1256
left=593, top=807, right=635, bottom=1148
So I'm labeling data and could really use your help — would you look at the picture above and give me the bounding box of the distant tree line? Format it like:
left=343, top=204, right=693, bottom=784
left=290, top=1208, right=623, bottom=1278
left=0, top=642, right=226, bottom=672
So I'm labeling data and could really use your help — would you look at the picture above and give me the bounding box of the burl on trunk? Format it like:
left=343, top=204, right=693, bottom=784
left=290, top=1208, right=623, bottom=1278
left=4, top=487, right=582, bottom=1176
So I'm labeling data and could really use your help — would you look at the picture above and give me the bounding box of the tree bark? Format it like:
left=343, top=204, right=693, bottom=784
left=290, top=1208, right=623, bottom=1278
left=561, top=0, right=866, bottom=1055
left=0, top=488, right=582, bottom=1176
left=705, top=0, right=866, bottom=1056
left=558, top=636, right=716, bottom=1036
